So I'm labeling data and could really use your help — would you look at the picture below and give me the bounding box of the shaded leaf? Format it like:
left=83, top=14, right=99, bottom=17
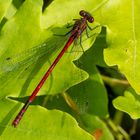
left=80, top=114, right=114, bottom=140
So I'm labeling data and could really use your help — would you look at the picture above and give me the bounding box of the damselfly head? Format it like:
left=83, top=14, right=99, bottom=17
left=79, top=10, right=94, bottom=23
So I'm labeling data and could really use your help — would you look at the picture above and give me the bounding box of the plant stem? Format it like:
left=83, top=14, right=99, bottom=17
left=62, top=92, right=80, bottom=115
left=106, top=118, right=131, bottom=140
left=113, top=111, right=124, bottom=126
left=129, top=120, right=137, bottom=136
left=102, top=75, right=130, bottom=87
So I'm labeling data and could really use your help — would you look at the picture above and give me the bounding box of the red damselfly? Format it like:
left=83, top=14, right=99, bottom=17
left=12, top=10, right=97, bottom=127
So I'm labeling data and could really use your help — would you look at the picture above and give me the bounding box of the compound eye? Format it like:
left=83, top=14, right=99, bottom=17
left=88, top=17, right=94, bottom=23
left=79, top=10, right=86, bottom=17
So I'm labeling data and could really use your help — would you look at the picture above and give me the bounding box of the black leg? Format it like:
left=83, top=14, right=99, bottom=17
left=86, top=28, right=90, bottom=38
left=79, top=33, right=85, bottom=53
left=66, top=23, right=73, bottom=29
left=69, top=36, right=85, bottom=54
left=73, top=19, right=79, bottom=21
left=85, top=23, right=101, bottom=38
left=87, top=24, right=101, bottom=30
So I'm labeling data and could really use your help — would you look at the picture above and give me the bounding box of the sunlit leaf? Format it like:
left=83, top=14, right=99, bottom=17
left=113, top=87, right=140, bottom=119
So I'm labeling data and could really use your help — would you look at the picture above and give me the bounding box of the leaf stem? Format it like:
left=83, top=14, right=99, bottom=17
left=106, top=118, right=131, bottom=140
left=61, top=92, right=80, bottom=115
left=129, top=120, right=137, bottom=136
left=113, top=110, right=124, bottom=126
left=101, top=75, right=130, bottom=87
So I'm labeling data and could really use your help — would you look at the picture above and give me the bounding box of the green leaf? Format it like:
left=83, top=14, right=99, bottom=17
left=67, top=68, right=108, bottom=117
left=0, top=99, right=94, bottom=140
left=113, top=87, right=140, bottom=119
left=0, top=0, right=101, bottom=98
left=42, top=0, right=107, bottom=28
left=0, top=0, right=102, bottom=138
left=80, top=114, right=114, bottom=140
left=98, top=0, right=140, bottom=93
left=2, top=0, right=137, bottom=139
left=89, top=27, right=108, bottom=67
left=0, top=0, right=12, bottom=22
left=67, top=44, right=108, bottom=117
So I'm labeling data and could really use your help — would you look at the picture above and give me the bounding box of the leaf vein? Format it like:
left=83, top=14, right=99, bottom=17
left=131, top=0, right=137, bottom=78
